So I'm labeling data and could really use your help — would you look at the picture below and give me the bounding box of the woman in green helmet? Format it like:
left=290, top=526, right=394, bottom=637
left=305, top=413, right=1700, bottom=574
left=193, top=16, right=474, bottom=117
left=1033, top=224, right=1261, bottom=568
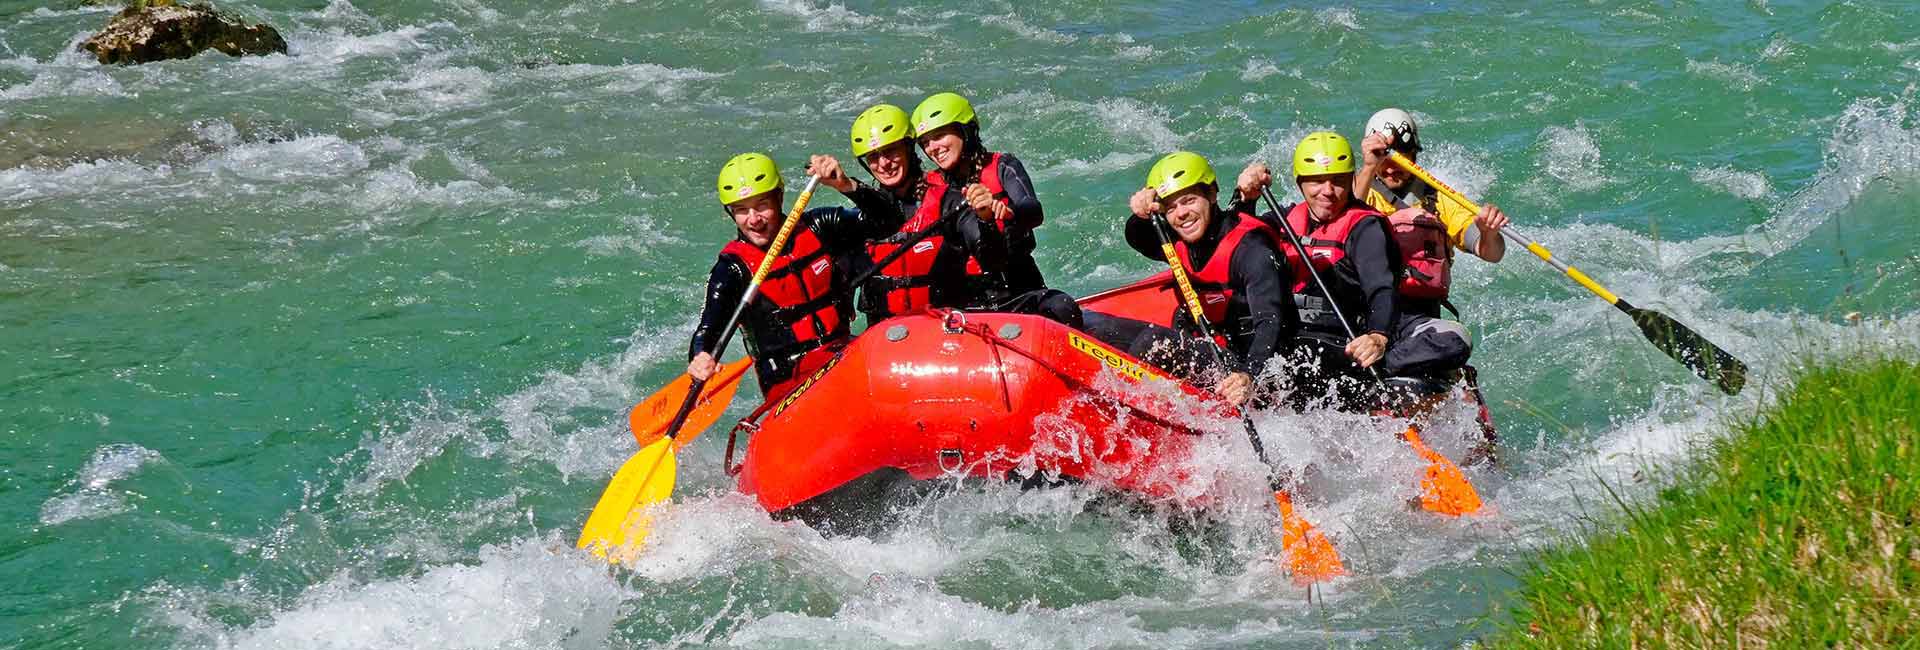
left=909, top=92, right=1083, bottom=328
left=827, top=103, right=1011, bottom=326
left=686, top=153, right=902, bottom=399
left=1118, top=152, right=1300, bottom=407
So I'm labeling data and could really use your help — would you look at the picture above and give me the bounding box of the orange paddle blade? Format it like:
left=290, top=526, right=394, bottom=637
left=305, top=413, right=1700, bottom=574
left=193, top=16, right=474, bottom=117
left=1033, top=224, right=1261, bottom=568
left=1274, top=491, right=1347, bottom=585
left=629, top=357, right=752, bottom=449
left=1401, top=426, right=1484, bottom=516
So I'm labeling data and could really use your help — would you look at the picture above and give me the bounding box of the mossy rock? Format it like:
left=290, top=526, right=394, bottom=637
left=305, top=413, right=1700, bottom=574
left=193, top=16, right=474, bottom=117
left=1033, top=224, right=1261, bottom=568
left=78, top=1, right=286, bottom=65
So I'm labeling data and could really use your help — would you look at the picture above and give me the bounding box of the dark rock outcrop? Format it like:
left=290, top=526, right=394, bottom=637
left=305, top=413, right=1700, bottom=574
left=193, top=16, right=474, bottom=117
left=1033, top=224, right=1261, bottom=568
left=79, top=2, right=286, bottom=65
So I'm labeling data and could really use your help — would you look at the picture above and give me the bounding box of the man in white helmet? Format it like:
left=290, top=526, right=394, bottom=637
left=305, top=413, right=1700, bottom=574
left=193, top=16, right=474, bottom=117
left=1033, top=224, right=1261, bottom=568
left=1353, top=108, right=1505, bottom=462
left=1355, top=109, right=1509, bottom=289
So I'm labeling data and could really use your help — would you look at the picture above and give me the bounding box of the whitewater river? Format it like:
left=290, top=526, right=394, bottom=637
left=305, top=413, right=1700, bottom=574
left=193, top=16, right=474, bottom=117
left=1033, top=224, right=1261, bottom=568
left=4, top=1, right=1918, bottom=647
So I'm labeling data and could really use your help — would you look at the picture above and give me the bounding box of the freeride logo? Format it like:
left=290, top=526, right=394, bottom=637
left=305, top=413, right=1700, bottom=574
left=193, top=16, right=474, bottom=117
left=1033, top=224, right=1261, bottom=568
left=811, top=258, right=831, bottom=275
left=912, top=241, right=935, bottom=253
left=1067, top=332, right=1164, bottom=382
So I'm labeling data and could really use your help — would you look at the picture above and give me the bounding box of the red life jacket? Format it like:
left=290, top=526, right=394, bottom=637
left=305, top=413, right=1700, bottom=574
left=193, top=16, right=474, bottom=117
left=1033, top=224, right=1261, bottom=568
left=864, top=153, right=1009, bottom=318
left=719, top=227, right=845, bottom=353
left=1174, top=212, right=1277, bottom=327
left=922, top=152, right=1011, bottom=226
left=1281, top=201, right=1383, bottom=293
left=1386, top=210, right=1451, bottom=300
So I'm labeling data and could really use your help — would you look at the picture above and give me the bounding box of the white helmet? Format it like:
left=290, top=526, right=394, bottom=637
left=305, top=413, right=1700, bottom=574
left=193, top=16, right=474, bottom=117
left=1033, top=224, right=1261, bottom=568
left=1365, top=108, right=1421, bottom=153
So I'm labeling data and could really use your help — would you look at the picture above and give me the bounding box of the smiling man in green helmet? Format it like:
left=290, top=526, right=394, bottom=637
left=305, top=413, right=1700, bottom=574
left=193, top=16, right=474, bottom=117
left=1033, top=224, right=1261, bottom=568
left=1118, top=151, right=1300, bottom=407
left=685, top=153, right=902, bottom=400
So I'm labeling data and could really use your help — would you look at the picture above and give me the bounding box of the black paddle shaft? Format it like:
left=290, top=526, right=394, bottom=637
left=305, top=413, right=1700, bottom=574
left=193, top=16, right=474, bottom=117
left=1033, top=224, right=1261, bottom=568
left=1259, top=188, right=1390, bottom=389
left=1149, top=213, right=1290, bottom=488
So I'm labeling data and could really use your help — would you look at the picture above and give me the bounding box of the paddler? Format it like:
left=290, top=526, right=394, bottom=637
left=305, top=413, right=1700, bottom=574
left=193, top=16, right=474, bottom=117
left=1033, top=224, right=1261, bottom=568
left=1344, top=109, right=1494, bottom=380
left=910, top=92, right=1084, bottom=328
left=1121, top=152, right=1299, bottom=407
left=1240, top=132, right=1472, bottom=409
left=832, top=103, right=1012, bottom=326
left=1353, top=109, right=1510, bottom=306
left=686, top=153, right=903, bottom=400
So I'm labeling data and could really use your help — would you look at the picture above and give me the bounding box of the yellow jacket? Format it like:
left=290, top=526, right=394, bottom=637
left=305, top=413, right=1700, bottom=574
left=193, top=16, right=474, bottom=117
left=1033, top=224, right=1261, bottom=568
left=1363, top=184, right=1481, bottom=254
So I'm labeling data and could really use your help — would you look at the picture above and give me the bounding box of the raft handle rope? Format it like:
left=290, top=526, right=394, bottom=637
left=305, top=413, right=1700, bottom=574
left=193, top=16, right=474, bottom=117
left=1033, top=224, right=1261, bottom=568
left=947, top=310, right=1211, bottom=437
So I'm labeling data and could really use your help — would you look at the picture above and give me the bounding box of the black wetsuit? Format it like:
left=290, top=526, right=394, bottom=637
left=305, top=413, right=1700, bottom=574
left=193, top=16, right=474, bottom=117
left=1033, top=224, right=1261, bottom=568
left=1121, top=209, right=1299, bottom=378
left=688, top=204, right=903, bottom=393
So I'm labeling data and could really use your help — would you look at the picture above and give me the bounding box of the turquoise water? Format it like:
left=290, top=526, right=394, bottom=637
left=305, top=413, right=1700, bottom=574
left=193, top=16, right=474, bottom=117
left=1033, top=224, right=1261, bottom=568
left=4, top=0, right=1919, bottom=647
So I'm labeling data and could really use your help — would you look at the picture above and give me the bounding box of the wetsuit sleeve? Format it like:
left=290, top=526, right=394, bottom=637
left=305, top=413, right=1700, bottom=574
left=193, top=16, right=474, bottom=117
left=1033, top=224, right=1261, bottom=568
left=1123, top=216, right=1165, bottom=261
left=955, top=206, right=1010, bottom=273
left=803, top=204, right=898, bottom=256
left=993, top=154, right=1044, bottom=230
left=842, top=182, right=908, bottom=238
left=688, top=256, right=749, bottom=360
left=1346, top=217, right=1398, bottom=337
left=1231, top=231, right=1296, bottom=375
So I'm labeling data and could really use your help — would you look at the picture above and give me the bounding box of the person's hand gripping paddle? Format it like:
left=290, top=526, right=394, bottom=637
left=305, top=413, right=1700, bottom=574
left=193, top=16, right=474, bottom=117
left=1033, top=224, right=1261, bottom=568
left=1149, top=211, right=1346, bottom=585
left=577, top=175, right=822, bottom=562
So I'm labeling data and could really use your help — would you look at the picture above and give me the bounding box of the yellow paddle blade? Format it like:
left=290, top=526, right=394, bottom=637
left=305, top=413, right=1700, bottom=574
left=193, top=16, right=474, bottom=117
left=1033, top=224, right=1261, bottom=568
left=629, top=357, right=752, bottom=450
left=1401, top=426, right=1484, bottom=517
left=576, top=438, right=678, bottom=561
left=1274, top=491, right=1347, bottom=585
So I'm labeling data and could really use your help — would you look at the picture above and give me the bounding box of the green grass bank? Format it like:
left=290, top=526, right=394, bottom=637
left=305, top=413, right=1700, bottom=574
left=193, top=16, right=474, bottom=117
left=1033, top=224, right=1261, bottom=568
left=1492, top=358, right=1919, bottom=648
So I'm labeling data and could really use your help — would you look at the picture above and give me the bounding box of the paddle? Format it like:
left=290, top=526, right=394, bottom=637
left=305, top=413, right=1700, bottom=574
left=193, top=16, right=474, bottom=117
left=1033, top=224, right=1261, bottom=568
left=1259, top=187, right=1483, bottom=517
left=628, top=356, right=753, bottom=449
left=577, top=175, right=822, bottom=560
left=1384, top=152, right=1747, bottom=395
left=1148, top=211, right=1346, bottom=585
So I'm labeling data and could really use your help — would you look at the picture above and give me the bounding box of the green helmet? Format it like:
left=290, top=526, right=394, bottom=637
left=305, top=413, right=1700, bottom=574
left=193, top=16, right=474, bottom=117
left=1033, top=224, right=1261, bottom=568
left=716, top=153, right=782, bottom=205
left=850, top=104, right=912, bottom=158
left=1292, top=131, right=1356, bottom=178
left=911, top=92, right=977, bottom=138
left=1146, top=151, right=1217, bottom=199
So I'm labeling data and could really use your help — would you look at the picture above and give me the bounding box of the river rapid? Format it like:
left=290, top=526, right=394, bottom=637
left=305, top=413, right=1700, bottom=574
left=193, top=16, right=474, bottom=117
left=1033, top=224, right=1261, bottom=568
left=4, top=1, right=1919, bottom=648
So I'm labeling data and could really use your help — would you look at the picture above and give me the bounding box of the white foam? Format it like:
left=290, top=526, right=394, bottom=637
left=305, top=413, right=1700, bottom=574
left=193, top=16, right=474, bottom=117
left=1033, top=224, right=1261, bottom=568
left=275, top=25, right=434, bottom=67
left=1688, top=165, right=1772, bottom=199
left=1533, top=122, right=1609, bottom=193
left=1314, top=7, right=1362, bottom=30
left=0, top=158, right=169, bottom=204
left=1239, top=59, right=1285, bottom=82
left=0, top=69, right=126, bottom=101
left=572, top=215, right=685, bottom=256
left=164, top=537, right=629, bottom=650
left=353, top=166, right=521, bottom=211
left=39, top=443, right=164, bottom=526
left=757, top=0, right=879, bottom=32
left=981, top=15, right=1077, bottom=44
left=1686, top=59, right=1765, bottom=91
left=527, top=62, right=722, bottom=99
left=1031, top=151, right=1151, bottom=181
left=197, top=135, right=371, bottom=182
left=373, top=66, right=497, bottom=112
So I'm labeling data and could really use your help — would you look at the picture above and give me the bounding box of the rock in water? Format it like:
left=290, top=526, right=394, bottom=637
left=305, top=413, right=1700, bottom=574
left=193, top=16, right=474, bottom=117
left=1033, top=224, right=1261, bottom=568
left=79, top=2, right=287, bottom=65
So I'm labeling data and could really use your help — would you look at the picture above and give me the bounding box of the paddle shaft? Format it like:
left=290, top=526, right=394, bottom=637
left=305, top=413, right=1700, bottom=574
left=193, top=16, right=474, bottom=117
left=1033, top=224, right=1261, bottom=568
left=1384, top=151, right=1625, bottom=302
left=1383, top=151, right=1747, bottom=394
left=1148, top=213, right=1283, bottom=475
left=663, top=176, right=822, bottom=438
left=1257, top=188, right=1381, bottom=383
left=843, top=203, right=959, bottom=295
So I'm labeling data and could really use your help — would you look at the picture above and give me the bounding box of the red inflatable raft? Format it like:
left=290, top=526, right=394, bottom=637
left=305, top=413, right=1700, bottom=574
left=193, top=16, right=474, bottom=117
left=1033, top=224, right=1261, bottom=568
left=730, top=284, right=1228, bottom=518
